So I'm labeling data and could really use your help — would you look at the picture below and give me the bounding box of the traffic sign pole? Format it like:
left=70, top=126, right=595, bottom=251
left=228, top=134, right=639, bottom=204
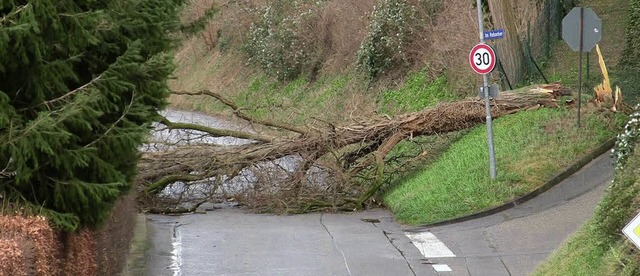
left=475, top=0, right=497, bottom=180
left=578, top=7, right=584, bottom=128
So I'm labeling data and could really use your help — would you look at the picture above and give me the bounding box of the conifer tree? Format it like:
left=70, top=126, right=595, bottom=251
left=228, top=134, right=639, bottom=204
left=0, top=0, right=184, bottom=230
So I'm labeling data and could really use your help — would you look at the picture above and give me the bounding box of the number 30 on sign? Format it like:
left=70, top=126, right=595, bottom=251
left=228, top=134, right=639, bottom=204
left=469, top=43, right=496, bottom=75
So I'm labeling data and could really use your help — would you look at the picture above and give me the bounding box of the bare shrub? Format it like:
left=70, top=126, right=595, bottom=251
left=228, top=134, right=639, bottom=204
left=415, top=0, right=479, bottom=95
left=0, top=193, right=137, bottom=276
left=313, top=0, right=375, bottom=73
left=356, top=0, right=417, bottom=79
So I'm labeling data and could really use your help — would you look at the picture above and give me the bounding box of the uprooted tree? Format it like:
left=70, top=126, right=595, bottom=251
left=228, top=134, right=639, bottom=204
left=137, top=84, right=571, bottom=213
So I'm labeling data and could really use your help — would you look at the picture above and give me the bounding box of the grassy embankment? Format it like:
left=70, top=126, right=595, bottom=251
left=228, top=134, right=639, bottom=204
left=170, top=0, right=626, bottom=225
left=385, top=108, right=622, bottom=224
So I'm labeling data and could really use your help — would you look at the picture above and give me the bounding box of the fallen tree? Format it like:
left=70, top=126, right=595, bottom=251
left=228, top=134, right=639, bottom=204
left=137, top=84, right=570, bottom=213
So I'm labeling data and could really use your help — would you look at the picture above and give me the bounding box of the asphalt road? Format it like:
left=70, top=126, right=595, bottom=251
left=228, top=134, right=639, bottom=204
left=143, top=153, right=613, bottom=276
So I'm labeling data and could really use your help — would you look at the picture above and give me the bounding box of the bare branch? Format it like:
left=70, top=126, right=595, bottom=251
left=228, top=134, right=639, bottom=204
left=172, top=90, right=309, bottom=135
left=158, top=116, right=274, bottom=143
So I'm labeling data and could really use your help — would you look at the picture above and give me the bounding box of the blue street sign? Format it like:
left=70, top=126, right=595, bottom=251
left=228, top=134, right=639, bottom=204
left=484, top=29, right=505, bottom=40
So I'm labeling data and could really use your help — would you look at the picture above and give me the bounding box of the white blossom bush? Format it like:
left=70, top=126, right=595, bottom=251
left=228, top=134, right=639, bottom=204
left=612, top=104, right=640, bottom=168
left=244, top=1, right=321, bottom=81
left=357, top=0, right=415, bottom=80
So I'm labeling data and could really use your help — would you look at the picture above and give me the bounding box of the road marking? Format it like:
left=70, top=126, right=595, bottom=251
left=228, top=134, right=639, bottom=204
left=405, top=232, right=455, bottom=258
left=168, top=224, right=183, bottom=276
left=432, top=264, right=453, bottom=272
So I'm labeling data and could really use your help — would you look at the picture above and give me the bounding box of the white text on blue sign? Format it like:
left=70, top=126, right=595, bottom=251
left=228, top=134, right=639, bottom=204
left=484, top=29, right=505, bottom=40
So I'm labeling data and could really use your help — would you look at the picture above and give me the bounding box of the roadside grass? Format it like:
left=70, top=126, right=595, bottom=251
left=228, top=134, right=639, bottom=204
left=377, top=130, right=468, bottom=196
left=532, top=225, right=617, bottom=276
left=384, top=107, right=623, bottom=225
left=379, top=72, right=459, bottom=115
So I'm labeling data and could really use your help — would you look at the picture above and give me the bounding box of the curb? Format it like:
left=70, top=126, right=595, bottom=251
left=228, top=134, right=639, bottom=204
left=405, top=137, right=616, bottom=232
left=119, top=214, right=149, bottom=275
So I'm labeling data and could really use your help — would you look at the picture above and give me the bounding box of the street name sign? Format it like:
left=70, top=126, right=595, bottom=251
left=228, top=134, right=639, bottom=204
left=469, top=43, right=496, bottom=75
left=484, top=29, right=505, bottom=40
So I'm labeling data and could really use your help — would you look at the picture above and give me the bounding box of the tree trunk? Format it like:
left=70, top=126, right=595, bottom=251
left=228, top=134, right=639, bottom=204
left=488, top=0, right=526, bottom=85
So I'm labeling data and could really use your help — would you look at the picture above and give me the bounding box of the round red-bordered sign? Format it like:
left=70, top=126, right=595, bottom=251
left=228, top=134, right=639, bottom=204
left=469, top=43, right=496, bottom=75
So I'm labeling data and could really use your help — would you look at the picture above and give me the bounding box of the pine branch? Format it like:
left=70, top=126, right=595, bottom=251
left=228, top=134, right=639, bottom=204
left=42, top=74, right=103, bottom=110
left=0, top=157, right=16, bottom=179
left=172, top=90, right=309, bottom=135
left=84, top=91, right=135, bottom=148
left=0, top=4, right=29, bottom=25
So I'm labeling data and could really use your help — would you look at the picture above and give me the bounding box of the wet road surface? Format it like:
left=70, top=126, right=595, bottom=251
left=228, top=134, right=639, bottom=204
left=142, top=108, right=613, bottom=275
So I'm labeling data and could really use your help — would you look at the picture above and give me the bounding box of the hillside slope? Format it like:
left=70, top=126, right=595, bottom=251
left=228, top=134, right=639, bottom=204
left=169, top=0, right=561, bottom=121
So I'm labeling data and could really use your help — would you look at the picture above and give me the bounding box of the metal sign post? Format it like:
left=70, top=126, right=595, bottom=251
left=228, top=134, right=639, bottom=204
left=474, top=0, right=497, bottom=180
left=562, top=7, right=602, bottom=128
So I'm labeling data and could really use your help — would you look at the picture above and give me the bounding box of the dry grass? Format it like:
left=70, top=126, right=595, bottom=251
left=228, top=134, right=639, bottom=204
left=416, top=0, right=479, bottom=95
left=169, top=0, right=485, bottom=122
left=314, top=0, right=375, bottom=73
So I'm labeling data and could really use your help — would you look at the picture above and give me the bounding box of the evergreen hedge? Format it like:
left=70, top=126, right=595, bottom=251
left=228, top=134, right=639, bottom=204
left=0, top=0, right=184, bottom=230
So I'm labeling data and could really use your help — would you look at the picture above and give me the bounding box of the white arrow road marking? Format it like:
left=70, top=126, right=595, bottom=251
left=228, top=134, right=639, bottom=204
left=405, top=232, right=455, bottom=258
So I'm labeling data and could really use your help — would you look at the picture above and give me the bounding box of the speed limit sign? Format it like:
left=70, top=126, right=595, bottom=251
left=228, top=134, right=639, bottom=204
left=469, top=43, right=496, bottom=75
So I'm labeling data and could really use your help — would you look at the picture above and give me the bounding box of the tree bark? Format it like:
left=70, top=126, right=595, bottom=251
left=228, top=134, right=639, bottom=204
left=488, top=0, right=526, bottom=84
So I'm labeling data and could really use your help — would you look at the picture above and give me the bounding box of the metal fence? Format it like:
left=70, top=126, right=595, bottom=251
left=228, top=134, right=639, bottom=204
left=497, top=0, right=574, bottom=88
left=525, top=0, right=573, bottom=82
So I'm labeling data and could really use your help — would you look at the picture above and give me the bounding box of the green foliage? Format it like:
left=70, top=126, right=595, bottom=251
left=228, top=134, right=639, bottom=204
left=621, top=0, right=640, bottom=68
left=380, top=72, right=456, bottom=114
left=615, top=0, right=640, bottom=104
left=592, top=105, right=640, bottom=247
left=357, top=0, right=415, bottom=80
left=612, top=105, right=640, bottom=167
left=243, top=1, right=322, bottom=81
left=0, top=0, right=184, bottom=230
left=385, top=109, right=620, bottom=225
